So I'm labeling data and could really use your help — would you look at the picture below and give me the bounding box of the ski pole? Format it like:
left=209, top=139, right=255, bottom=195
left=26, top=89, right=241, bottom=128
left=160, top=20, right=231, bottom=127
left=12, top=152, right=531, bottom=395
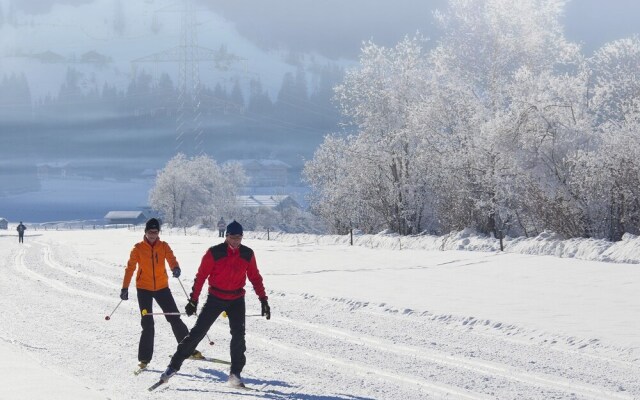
left=141, top=309, right=186, bottom=316
left=222, top=312, right=263, bottom=318
left=105, top=299, right=123, bottom=321
left=176, top=276, right=190, bottom=299
left=176, top=277, right=215, bottom=346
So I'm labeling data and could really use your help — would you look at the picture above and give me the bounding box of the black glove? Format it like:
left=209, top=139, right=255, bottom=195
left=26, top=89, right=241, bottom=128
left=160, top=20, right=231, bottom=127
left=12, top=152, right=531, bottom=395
left=172, top=267, right=181, bottom=278
left=185, top=300, right=198, bottom=316
left=120, top=288, right=129, bottom=300
left=260, top=298, right=271, bottom=320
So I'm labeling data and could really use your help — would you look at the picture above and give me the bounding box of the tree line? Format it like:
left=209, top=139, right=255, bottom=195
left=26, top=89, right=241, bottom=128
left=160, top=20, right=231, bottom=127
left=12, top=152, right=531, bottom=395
left=303, top=0, right=640, bottom=241
left=0, top=64, right=343, bottom=131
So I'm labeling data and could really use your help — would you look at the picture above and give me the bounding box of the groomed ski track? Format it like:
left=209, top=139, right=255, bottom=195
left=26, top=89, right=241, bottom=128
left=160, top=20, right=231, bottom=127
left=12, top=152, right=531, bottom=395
left=0, top=229, right=637, bottom=399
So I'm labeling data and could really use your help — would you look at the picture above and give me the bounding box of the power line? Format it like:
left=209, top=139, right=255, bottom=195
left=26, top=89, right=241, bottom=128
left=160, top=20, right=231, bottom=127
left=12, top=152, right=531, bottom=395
left=130, top=0, right=246, bottom=156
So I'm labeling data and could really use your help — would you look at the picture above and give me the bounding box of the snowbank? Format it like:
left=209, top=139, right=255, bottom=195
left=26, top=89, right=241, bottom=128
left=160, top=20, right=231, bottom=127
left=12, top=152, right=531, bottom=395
left=238, top=228, right=640, bottom=265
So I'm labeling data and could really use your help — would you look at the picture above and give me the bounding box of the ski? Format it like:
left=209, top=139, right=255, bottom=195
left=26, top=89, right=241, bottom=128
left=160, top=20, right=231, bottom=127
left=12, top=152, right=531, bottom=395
left=169, top=355, right=232, bottom=365
left=234, top=384, right=273, bottom=393
left=147, top=379, right=166, bottom=392
left=193, top=356, right=231, bottom=365
left=147, top=378, right=269, bottom=393
left=239, top=385, right=260, bottom=392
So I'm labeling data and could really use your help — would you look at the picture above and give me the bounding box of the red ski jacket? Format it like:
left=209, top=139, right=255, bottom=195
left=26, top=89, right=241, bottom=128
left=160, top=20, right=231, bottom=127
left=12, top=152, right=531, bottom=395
left=190, top=242, right=267, bottom=301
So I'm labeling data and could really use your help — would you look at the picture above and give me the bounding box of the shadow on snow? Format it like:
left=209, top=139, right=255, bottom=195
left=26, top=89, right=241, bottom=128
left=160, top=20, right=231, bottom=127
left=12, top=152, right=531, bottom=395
left=169, top=368, right=376, bottom=399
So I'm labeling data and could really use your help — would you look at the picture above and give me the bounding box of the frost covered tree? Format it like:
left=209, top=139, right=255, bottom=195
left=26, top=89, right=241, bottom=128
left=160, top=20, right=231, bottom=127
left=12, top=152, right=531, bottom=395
left=581, top=37, right=640, bottom=239
left=303, top=134, right=368, bottom=233
left=329, top=36, right=431, bottom=234
left=503, top=66, right=597, bottom=237
left=149, top=154, right=246, bottom=227
left=431, top=0, right=579, bottom=110
left=590, top=36, right=640, bottom=124
left=597, top=116, right=640, bottom=240
left=555, top=36, right=640, bottom=240
left=426, top=0, right=587, bottom=236
left=305, top=0, right=640, bottom=240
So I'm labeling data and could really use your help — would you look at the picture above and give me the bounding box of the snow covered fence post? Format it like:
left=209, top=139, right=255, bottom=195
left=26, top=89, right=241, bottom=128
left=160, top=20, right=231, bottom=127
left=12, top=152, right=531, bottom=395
left=497, top=230, right=504, bottom=251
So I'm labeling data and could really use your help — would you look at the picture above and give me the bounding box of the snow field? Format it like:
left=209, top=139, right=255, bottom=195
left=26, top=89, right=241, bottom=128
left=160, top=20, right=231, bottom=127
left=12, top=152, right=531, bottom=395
left=0, top=229, right=638, bottom=399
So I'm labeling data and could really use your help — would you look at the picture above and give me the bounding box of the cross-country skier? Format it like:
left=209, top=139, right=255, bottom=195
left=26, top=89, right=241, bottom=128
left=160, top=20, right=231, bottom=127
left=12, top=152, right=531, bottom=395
left=217, top=217, right=226, bottom=237
left=16, top=221, right=26, bottom=243
left=120, top=218, right=202, bottom=371
left=160, top=220, right=271, bottom=388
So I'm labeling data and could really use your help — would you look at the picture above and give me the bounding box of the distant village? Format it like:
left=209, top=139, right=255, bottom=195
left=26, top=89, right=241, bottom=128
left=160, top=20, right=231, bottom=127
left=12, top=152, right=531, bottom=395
left=1, top=157, right=304, bottom=227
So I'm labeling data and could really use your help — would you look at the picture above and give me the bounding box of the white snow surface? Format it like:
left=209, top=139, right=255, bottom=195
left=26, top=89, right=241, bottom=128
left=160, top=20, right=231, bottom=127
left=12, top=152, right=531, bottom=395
left=0, top=227, right=639, bottom=399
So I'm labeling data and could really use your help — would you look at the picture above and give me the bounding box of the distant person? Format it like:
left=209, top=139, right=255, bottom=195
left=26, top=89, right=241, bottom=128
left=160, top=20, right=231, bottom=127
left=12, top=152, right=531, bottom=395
left=217, top=217, right=226, bottom=237
left=160, top=220, right=270, bottom=388
left=16, top=222, right=26, bottom=243
left=120, top=218, right=203, bottom=371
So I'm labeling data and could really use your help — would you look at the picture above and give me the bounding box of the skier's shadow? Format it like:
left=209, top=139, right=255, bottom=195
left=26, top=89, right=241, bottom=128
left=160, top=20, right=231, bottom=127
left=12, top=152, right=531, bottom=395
left=199, top=368, right=292, bottom=389
left=197, top=368, right=376, bottom=399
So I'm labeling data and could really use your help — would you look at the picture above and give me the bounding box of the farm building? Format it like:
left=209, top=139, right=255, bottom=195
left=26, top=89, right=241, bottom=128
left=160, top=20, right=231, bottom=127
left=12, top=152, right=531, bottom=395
left=104, top=211, right=147, bottom=225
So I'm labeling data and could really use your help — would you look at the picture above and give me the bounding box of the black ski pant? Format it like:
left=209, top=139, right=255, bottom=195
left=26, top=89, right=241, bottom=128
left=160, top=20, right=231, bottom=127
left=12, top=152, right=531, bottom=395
left=169, top=294, right=246, bottom=375
left=18, top=233, right=24, bottom=243
left=137, top=287, right=189, bottom=363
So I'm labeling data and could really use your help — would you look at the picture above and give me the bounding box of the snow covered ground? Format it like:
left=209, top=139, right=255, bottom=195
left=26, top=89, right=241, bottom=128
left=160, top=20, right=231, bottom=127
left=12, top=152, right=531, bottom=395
left=0, top=226, right=638, bottom=399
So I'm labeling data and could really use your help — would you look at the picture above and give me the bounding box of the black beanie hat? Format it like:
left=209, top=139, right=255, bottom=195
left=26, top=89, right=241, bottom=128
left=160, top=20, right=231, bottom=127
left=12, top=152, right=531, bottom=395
left=145, top=218, right=161, bottom=232
left=226, top=220, right=243, bottom=235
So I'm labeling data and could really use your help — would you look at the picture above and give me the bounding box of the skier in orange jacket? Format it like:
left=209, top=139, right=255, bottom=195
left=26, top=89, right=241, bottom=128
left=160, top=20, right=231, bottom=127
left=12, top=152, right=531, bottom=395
left=120, top=218, right=201, bottom=369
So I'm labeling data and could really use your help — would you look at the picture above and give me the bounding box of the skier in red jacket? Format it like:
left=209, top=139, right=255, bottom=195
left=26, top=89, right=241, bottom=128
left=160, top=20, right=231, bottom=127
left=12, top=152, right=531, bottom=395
left=161, top=220, right=270, bottom=388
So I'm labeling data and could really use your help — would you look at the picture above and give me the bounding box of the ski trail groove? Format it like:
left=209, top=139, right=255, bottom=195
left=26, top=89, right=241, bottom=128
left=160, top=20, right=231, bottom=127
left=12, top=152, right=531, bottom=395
left=268, top=316, right=632, bottom=400
left=251, top=335, right=493, bottom=400
left=36, top=240, right=115, bottom=289
left=12, top=246, right=111, bottom=301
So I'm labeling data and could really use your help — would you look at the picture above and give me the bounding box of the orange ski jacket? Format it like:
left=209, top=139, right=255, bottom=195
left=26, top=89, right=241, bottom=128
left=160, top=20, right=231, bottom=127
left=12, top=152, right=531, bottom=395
left=122, top=237, right=179, bottom=291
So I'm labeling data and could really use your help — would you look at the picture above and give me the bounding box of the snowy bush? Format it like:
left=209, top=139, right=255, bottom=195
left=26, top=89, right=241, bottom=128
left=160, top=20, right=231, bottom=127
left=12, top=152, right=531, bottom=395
left=148, top=154, right=246, bottom=227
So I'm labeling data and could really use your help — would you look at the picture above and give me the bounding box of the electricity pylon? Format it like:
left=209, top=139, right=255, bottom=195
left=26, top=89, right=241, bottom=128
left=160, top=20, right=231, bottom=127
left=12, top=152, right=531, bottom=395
left=131, top=0, right=245, bottom=156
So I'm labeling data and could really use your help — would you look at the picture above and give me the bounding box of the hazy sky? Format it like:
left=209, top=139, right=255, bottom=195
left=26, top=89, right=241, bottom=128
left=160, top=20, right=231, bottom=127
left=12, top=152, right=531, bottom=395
left=9, top=0, right=640, bottom=59
left=204, top=0, right=640, bottom=58
left=2, top=0, right=639, bottom=221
